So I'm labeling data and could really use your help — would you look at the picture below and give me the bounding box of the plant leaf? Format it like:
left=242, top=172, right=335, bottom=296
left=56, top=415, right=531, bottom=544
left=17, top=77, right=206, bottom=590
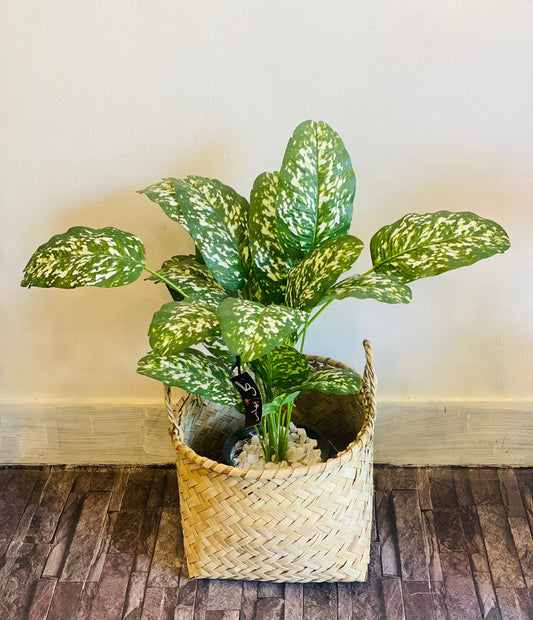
left=250, top=345, right=310, bottom=389
left=262, top=391, right=301, bottom=418
left=326, top=273, right=412, bottom=304
left=149, top=300, right=218, bottom=355
left=21, top=226, right=145, bottom=289
left=153, top=255, right=228, bottom=306
left=202, top=332, right=237, bottom=365
left=217, top=298, right=307, bottom=362
left=371, top=211, right=511, bottom=283
left=137, top=349, right=239, bottom=407
left=276, top=120, right=356, bottom=258
left=291, top=367, right=362, bottom=395
left=249, top=171, right=292, bottom=303
left=285, top=235, right=364, bottom=310
left=138, top=179, right=186, bottom=224
left=171, top=176, right=250, bottom=290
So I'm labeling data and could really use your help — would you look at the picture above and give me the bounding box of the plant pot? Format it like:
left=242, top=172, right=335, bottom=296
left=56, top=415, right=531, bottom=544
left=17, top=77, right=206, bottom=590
left=166, top=340, right=376, bottom=583
left=222, top=422, right=331, bottom=467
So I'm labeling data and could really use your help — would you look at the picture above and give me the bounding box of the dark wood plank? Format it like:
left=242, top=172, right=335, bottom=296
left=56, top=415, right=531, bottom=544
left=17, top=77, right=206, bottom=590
left=392, top=490, right=429, bottom=581
left=495, top=587, right=532, bottom=620
left=508, top=517, right=533, bottom=588
left=454, top=468, right=475, bottom=506
left=109, top=510, right=142, bottom=555
left=498, top=469, right=526, bottom=518
left=460, top=505, right=491, bottom=573
left=140, top=586, right=165, bottom=619
left=255, top=597, right=284, bottom=619
left=192, top=579, right=210, bottom=620
left=147, top=507, right=182, bottom=587
left=284, top=582, right=303, bottom=620
left=430, top=581, right=448, bottom=620
left=0, top=470, right=41, bottom=554
left=382, top=577, right=405, bottom=619
left=135, top=507, right=162, bottom=573
left=87, top=510, right=117, bottom=583
left=147, top=469, right=167, bottom=507
left=240, top=580, right=258, bottom=620
left=304, top=582, right=338, bottom=620
left=77, top=581, right=99, bottom=619
left=60, top=492, right=111, bottom=582
left=417, top=468, right=433, bottom=510
left=428, top=468, right=458, bottom=507
left=163, top=470, right=180, bottom=507
left=470, top=469, right=503, bottom=505
left=121, top=471, right=155, bottom=511
left=375, top=490, right=399, bottom=577
left=421, top=509, right=443, bottom=583
left=89, top=552, right=134, bottom=620
left=46, top=581, right=84, bottom=620
left=351, top=579, right=385, bottom=620
left=108, top=470, right=130, bottom=512
left=177, top=573, right=198, bottom=607
left=122, top=571, right=148, bottom=620
left=337, top=583, right=354, bottom=620
left=441, top=576, right=482, bottom=620
left=27, top=578, right=57, bottom=619
left=471, top=571, right=500, bottom=620
left=433, top=509, right=474, bottom=579
left=390, top=467, right=419, bottom=490
left=477, top=504, right=525, bottom=589
left=206, top=580, right=243, bottom=611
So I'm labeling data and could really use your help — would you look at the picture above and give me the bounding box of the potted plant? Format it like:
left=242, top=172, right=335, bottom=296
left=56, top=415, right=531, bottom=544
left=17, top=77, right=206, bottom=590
left=21, top=120, right=510, bottom=581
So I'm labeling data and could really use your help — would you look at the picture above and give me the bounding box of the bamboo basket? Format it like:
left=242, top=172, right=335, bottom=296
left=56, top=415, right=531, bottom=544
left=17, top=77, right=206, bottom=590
left=165, top=340, right=376, bottom=583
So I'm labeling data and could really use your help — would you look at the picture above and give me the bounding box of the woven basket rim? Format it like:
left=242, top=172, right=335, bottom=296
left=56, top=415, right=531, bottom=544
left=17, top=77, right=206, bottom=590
left=167, top=344, right=377, bottom=480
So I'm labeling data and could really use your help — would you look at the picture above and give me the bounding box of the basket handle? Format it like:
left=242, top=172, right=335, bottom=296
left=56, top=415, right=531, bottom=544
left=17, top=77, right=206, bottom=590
left=362, top=339, right=377, bottom=422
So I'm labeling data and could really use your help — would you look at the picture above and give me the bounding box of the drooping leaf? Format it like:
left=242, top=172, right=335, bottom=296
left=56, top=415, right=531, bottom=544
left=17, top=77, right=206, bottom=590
left=326, top=273, right=412, bottom=304
left=202, top=332, right=237, bottom=365
left=171, top=176, right=250, bottom=290
left=217, top=298, right=307, bottom=362
left=371, top=211, right=511, bottom=283
left=290, top=367, right=362, bottom=395
left=138, top=179, right=186, bottom=224
left=262, top=391, right=301, bottom=418
left=137, top=349, right=239, bottom=407
left=276, top=120, right=356, bottom=258
left=152, top=255, right=228, bottom=306
left=21, top=226, right=145, bottom=289
left=148, top=300, right=218, bottom=355
left=285, top=235, right=364, bottom=310
left=249, top=171, right=292, bottom=303
left=250, top=346, right=310, bottom=389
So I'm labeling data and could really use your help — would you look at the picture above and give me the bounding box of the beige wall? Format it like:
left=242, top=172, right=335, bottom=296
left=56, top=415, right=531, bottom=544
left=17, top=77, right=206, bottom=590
left=1, top=1, right=532, bottom=404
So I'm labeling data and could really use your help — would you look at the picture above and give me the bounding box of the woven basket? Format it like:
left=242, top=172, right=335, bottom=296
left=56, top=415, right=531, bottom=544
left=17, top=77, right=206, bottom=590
left=165, top=340, right=376, bottom=583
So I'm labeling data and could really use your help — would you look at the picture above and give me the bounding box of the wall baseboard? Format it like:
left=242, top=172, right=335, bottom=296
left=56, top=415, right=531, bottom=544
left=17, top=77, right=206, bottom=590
left=0, top=400, right=531, bottom=466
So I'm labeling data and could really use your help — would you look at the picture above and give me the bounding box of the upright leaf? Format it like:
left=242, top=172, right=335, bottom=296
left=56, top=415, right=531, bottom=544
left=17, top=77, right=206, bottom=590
left=217, top=298, right=307, bottom=362
left=326, top=273, right=412, bottom=304
left=291, top=368, right=362, bottom=396
left=171, top=176, right=250, bottom=290
left=137, top=349, right=238, bottom=407
left=276, top=120, right=356, bottom=258
left=138, top=179, right=185, bottom=224
left=21, top=227, right=145, bottom=289
left=153, top=255, right=228, bottom=305
left=249, top=171, right=292, bottom=303
left=250, top=346, right=310, bottom=389
left=148, top=300, right=218, bottom=355
left=285, top=235, right=364, bottom=310
left=371, top=211, right=511, bottom=283
left=262, top=391, right=301, bottom=418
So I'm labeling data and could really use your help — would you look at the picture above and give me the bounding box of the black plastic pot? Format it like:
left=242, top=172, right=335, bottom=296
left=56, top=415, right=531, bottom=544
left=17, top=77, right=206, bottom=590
left=222, top=423, right=330, bottom=467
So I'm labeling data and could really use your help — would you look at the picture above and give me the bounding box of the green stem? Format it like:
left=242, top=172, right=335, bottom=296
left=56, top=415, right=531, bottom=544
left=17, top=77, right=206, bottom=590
left=296, top=299, right=334, bottom=344
left=143, top=266, right=185, bottom=296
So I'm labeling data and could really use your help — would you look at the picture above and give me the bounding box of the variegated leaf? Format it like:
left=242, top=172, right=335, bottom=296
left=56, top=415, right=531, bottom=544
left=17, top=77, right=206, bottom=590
left=249, top=171, right=292, bottom=303
left=262, top=391, right=300, bottom=418
left=148, top=300, right=218, bottom=355
left=171, top=176, right=250, bottom=290
left=285, top=235, right=364, bottom=310
left=217, top=298, right=307, bottom=362
left=153, top=255, right=228, bottom=306
left=250, top=345, right=310, bottom=389
left=138, top=179, right=185, bottom=224
left=21, top=226, right=145, bottom=289
left=326, top=273, right=412, bottom=304
left=371, top=211, right=511, bottom=283
left=276, top=120, right=356, bottom=258
left=291, top=367, right=362, bottom=395
left=203, top=331, right=237, bottom=365
left=137, top=349, right=238, bottom=407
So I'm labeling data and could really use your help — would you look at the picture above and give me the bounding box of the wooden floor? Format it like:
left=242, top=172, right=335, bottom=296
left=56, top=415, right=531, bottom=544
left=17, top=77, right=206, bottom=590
left=0, top=467, right=531, bottom=619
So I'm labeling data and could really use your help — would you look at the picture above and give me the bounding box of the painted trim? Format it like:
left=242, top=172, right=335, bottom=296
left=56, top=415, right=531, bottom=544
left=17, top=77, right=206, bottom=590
left=0, top=400, right=531, bottom=466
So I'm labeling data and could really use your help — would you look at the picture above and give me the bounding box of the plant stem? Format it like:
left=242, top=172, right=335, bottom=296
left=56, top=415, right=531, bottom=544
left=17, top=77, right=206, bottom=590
left=296, top=299, right=334, bottom=344
left=143, top=266, right=185, bottom=296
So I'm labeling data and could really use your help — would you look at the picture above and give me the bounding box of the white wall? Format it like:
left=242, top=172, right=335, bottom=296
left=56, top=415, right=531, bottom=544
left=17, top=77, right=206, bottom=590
left=2, top=1, right=532, bottom=404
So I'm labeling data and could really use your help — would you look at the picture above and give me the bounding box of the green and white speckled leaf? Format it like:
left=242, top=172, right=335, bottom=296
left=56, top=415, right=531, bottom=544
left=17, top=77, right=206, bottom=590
left=137, top=349, right=238, bottom=407
left=276, top=120, right=356, bottom=258
left=249, top=171, right=292, bottom=303
left=21, top=227, right=145, bottom=289
left=148, top=300, right=218, bottom=355
left=250, top=346, right=310, bottom=389
left=262, top=391, right=301, bottom=418
left=371, top=211, right=511, bottom=283
left=203, top=332, right=236, bottom=365
left=291, top=368, right=362, bottom=396
left=171, top=176, right=250, bottom=290
left=326, top=273, right=412, bottom=304
left=138, top=179, right=185, bottom=224
left=154, top=255, right=228, bottom=306
left=285, top=235, right=364, bottom=310
left=217, top=298, right=307, bottom=362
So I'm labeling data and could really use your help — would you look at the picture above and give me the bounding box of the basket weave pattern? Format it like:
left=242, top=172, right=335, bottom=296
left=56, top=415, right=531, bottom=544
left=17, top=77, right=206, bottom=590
left=166, top=340, right=376, bottom=582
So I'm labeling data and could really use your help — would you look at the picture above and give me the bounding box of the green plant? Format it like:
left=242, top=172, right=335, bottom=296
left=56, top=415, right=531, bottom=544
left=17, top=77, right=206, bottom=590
left=22, top=120, right=510, bottom=463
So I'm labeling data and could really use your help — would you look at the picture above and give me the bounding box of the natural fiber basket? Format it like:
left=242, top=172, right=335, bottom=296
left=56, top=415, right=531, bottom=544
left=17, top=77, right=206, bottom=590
left=165, top=340, right=376, bottom=583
